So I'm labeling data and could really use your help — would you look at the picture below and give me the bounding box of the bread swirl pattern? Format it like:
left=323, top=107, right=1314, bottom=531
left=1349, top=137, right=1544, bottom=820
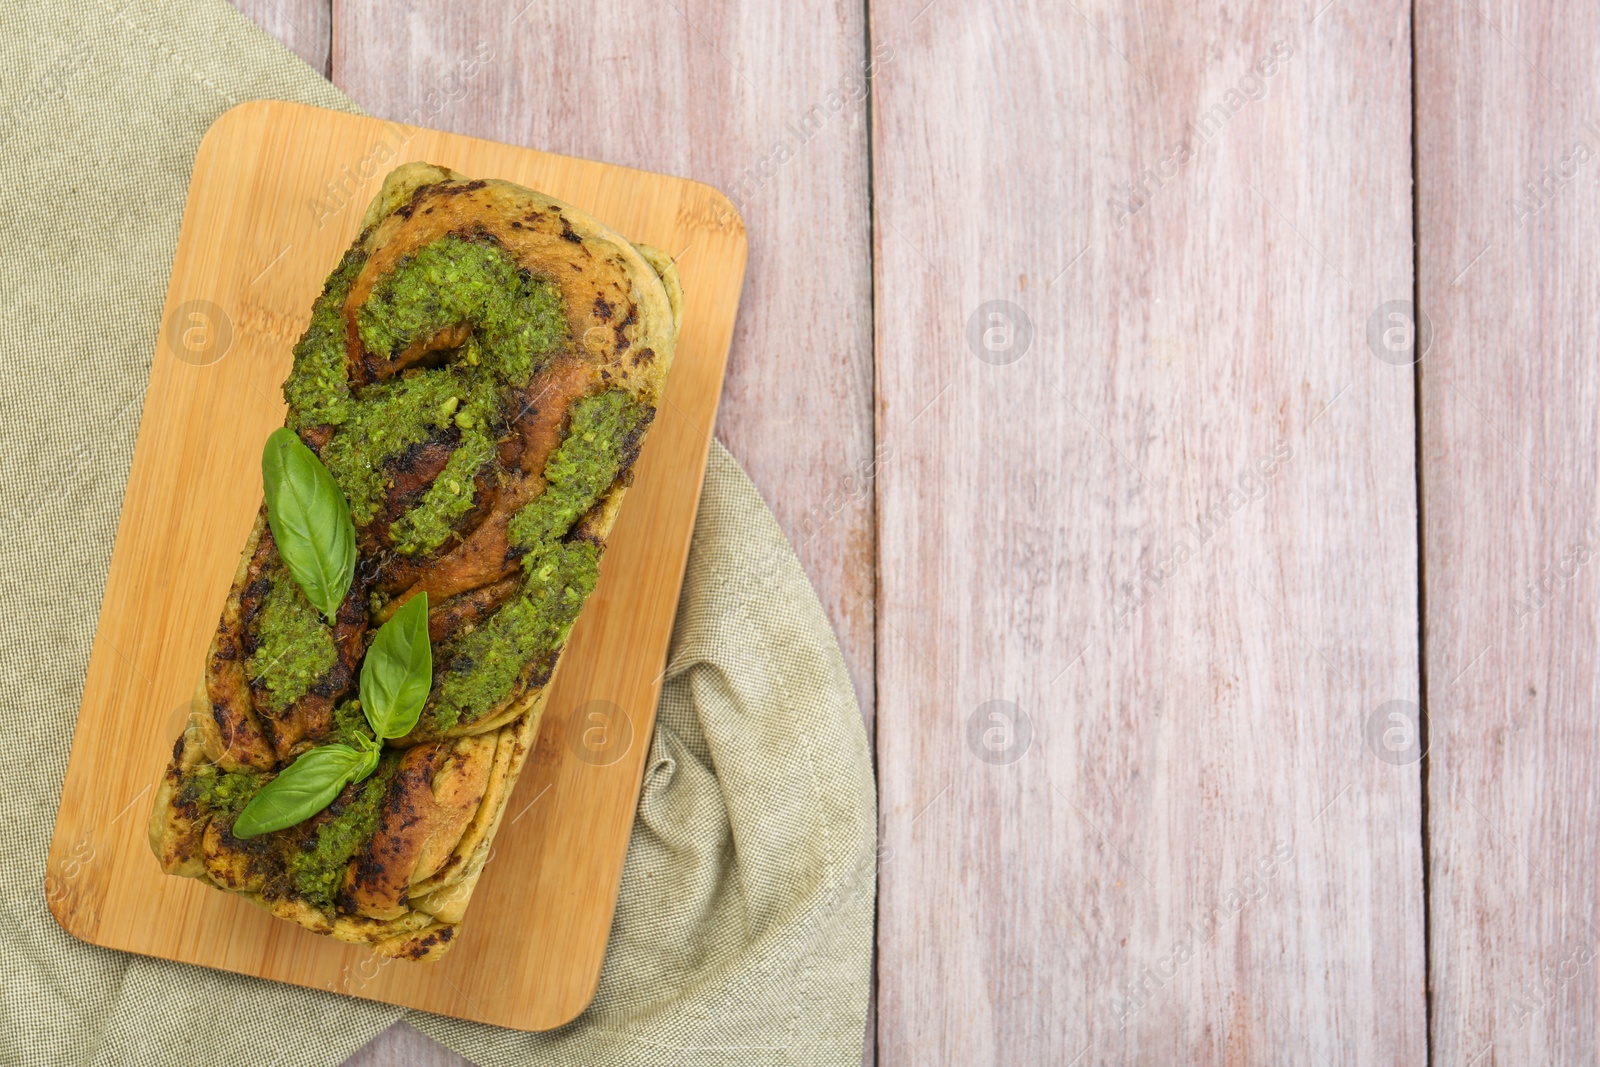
left=148, top=162, right=680, bottom=959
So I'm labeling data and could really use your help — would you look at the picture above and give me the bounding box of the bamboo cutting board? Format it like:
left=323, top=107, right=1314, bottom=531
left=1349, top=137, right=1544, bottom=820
left=44, top=100, right=746, bottom=1030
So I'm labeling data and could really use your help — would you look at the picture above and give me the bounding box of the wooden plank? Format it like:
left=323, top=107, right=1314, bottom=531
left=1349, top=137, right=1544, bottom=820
left=1416, top=3, right=1600, bottom=1062
left=329, top=0, right=878, bottom=732
left=45, top=100, right=746, bottom=1032
left=230, top=0, right=330, bottom=76
left=870, top=2, right=1423, bottom=1063
left=342, top=1023, right=471, bottom=1067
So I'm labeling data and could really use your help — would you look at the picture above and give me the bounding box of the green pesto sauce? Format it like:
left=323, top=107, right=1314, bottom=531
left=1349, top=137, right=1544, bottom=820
left=283, top=248, right=367, bottom=432
left=356, top=235, right=567, bottom=389
left=325, top=698, right=376, bottom=749
left=387, top=425, right=495, bottom=556
left=423, top=390, right=646, bottom=733
left=318, top=365, right=500, bottom=525
left=284, top=234, right=567, bottom=530
left=287, top=753, right=400, bottom=911
left=427, top=541, right=600, bottom=733
left=178, top=764, right=264, bottom=821
left=246, top=570, right=338, bottom=713
left=506, top=389, right=647, bottom=553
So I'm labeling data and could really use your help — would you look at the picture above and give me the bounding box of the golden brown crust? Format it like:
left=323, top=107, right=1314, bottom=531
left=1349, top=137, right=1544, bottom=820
left=337, top=736, right=494, bottom=919
left=411, top=735, right=499, bottom=882
left=149, top=732, right=207, bottom=877
left=202, top=513, right=277, bottom=771
left=426, top=576, right=521, bottom=645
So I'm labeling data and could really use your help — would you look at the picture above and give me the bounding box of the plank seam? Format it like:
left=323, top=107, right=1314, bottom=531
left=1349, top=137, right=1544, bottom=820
left=862, top=0, right=883, bottom=1060
left=1410, top=3, right=1436, bottom=1062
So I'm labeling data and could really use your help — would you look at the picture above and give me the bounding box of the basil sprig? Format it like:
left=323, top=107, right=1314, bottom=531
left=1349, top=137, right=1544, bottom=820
left=230, top=592, right=433, bottom=839
left=262, top=427, right=356, bottom=622
left=232, top=738, right=379, bottom=838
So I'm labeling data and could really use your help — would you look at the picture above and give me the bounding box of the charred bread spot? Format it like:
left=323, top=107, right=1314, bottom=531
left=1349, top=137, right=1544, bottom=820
left=239, top=577, right=271, bottom=635
left=612, top=303, right=637, bottom=355
left=618, top=407, right=655, bottom=478
left=399, top=926, right=453, bottom=959
left=558, top=215, right=582, bottom=244
left=592, top=294, right=614, bottom=322
left=522, top=655, right=557, bottom=691
left=238, top=523, right=281, bottom=645
left=356, top=553, right=385, bottom=586
left=568, top=526, right=606, bottom=550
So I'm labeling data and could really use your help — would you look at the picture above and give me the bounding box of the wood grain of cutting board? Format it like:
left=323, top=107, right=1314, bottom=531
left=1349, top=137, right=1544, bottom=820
left=44, top=100, right=746, bottom=1031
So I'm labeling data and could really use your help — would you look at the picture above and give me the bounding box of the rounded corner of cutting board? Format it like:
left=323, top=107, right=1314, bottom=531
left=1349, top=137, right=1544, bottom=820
left=537, top=954, right=610, bottom=1031
left=687, top=179, right=750, bottom=243
left=199, top=98, right=276, bottom=145
left=42, top=872, right=97, bottom=946
left=43, top=890, right=77, bottom=940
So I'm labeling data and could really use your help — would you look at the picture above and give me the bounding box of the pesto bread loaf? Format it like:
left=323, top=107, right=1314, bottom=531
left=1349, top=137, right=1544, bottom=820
left=148, top=162, right=681, bottom=960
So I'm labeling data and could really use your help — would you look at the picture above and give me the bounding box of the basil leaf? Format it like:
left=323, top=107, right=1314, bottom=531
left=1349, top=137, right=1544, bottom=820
left=262, top=427, right=356, bottom=622
left=231, top=743, right=369, bottom=838
left=360, top=592, right=432, bottom=739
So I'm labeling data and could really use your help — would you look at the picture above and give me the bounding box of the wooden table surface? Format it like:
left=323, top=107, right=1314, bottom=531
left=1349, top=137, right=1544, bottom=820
left=228, top=2, right=1595, bottom=1064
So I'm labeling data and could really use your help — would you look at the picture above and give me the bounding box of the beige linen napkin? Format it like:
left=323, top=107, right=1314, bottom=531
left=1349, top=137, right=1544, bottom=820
left=0, top=1, right=876, bottom=1064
